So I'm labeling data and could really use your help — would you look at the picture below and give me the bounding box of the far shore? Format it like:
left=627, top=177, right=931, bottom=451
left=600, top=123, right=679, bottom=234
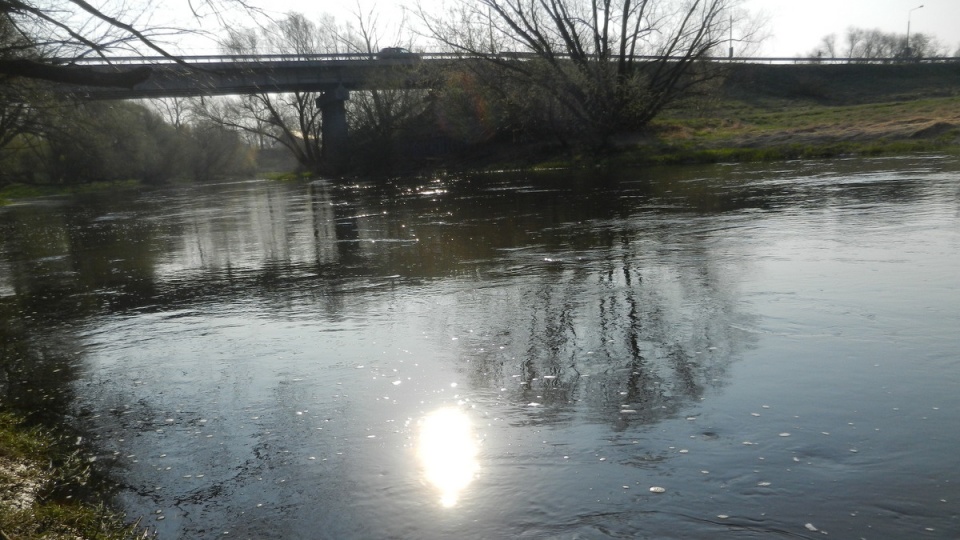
left=421, top=63, right=960, bottom=173
left=4, top=64, right=960, bottom=196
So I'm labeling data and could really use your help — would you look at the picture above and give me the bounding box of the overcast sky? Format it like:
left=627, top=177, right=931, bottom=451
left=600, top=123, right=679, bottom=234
left=743, top=0, right=960, bottom=56
left=160, top=0, right=960, bottom=57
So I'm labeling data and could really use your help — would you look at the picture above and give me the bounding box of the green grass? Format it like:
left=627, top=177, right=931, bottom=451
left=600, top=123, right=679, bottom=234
left=457, top=91, right=960, bottom=174
left=71, top=179, right=141, bottom=194
left=263, top=171, right=315, bottom=181
left=611, top=139, right=956, bottom=168
left=656, top=95, right=960, bottom=144
left=0, top=184, right=56, bottom=204
left=0, top=412, right=150, bottom=540
left=0, top=180, right=142, bottom=205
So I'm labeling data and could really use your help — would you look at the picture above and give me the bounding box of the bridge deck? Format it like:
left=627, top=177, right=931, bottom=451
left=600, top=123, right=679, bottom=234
left=57, top=54, right=960, bottom=99
left=66, top=56, right=441, bottom=99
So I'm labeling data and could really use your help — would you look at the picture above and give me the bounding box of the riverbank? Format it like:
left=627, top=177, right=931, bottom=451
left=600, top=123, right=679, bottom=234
left=651, top=63, right=960, bottom=162
left=477, top=97, right=960, bottom=171
left=443, top=63, right=960, bottom=172
left=0, top=180, right=142, bottom=206
left=4, top=66, right=959, bottom=197
left=619, top=97, right=960, bottom=166
left=0, top=412, right=148, bottom=539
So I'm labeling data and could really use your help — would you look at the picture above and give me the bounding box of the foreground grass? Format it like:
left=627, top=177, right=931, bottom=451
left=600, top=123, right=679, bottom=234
left=0, top=412, right=149, bottom=540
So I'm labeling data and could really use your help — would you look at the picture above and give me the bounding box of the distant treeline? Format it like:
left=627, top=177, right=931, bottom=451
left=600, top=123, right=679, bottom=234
left=0, top=97, right=255, bottom=186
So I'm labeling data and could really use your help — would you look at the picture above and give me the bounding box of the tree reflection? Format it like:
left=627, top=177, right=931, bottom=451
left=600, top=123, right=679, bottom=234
left=0, top=300, right=84, bottom=424
left=426, top=176, right=756, bottom=428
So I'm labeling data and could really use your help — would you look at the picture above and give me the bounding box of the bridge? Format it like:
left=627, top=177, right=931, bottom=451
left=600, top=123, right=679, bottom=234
left=59, top=52, right=454, bottom=164
left=56, top=53, right=960, bottom=166
left=60, top=52, right=960, bottom=100
left=61, top=53, right=451, bottom=99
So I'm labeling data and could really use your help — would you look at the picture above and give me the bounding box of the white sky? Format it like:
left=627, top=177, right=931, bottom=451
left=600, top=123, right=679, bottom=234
left=156, top=0, right=960, bottom=57
left=742, top=0, right=960, bottom=56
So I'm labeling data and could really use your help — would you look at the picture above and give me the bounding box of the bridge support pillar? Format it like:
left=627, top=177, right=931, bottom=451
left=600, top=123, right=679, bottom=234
left=317, top=85, right=350, bottom=169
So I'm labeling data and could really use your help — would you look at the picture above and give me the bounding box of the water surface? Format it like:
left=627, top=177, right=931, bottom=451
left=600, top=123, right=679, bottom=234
left=1, top=157, right=958, bottom=538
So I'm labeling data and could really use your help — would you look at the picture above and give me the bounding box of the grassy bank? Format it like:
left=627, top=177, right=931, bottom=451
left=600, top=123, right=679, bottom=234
left=457, top=64, right=960, bottom=172
left=0, top=412, right=148, bottom=539
left=625, top=63, right=960, bottom=166
left=658, top=92, right=960, bottom=144
left=0, top=180, right=142, bottom=206
left=618, top=94, right=960, bottom=166
left=442, top=96, right=960, bottom=173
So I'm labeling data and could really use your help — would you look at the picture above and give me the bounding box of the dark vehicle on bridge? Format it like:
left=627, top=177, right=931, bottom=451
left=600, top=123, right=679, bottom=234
left=377, top=47, right=420, bottom=61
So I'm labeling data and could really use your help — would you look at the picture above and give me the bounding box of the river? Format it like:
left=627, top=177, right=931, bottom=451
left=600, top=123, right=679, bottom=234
left=1, top=156, right=958, bottom=538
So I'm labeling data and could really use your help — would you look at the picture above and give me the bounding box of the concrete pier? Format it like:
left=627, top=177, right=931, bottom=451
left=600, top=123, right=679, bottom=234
left=317, top=85, right=350, bottom=168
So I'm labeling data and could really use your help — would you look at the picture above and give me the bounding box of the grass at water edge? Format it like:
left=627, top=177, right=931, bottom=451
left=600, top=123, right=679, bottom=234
left=0, top=411, right=151, bottom=540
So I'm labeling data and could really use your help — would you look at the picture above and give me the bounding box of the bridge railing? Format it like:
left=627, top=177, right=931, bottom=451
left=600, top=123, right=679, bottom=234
left=53, top=53, right=960, bottom=66
left=55, top=53, right=460, bottom=65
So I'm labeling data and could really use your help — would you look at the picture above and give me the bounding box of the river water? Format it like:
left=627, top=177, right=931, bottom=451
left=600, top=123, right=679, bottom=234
left=1, top=156, right=959, bottom=538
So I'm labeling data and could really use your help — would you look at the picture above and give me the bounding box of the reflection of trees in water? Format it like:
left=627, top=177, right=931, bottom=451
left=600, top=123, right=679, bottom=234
left=0, top=197, right=159, bottom=424
left=0, top=301, right=84, bottom=424
left=448, top=217, right=751, bottom=429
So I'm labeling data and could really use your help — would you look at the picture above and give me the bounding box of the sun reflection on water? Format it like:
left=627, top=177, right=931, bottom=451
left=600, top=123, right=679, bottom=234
left=418, top=407, right=479, bottom=508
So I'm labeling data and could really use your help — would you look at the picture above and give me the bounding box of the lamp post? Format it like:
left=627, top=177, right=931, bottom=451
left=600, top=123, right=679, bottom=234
left=728, top=14, right=734, bottom=58
left=906, top=4, right=924, bottom=56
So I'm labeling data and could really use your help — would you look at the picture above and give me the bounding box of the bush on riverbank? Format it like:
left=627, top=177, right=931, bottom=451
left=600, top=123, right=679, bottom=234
left=0, top=412, right=149, bottom=539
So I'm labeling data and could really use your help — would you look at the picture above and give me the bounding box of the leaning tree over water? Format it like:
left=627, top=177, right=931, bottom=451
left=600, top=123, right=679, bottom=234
left=0, top=0, right=265, bottom=86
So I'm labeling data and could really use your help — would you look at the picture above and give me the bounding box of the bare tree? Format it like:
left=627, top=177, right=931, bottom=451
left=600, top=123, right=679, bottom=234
left=0, top=0, right=263, bottom=86
left=901, top=32, right=946, bottom=60
left=192, top=13, right=334, bottom=172
left=1, top=14, right=36, bottom=152
left=810, top=33, right=838, bottom=59
left=148, top=97, right=193, bottom=131
left=1, top=0, right=179, bottom=85
left=846, top=28, right=897, bottom=60
left=192, top=8, right=427, bottom=173
left=810, top=27, right=947, bottom=62
left=418, top=0, right=760, bottom=145
left=339, top=4, right=429, bottom=166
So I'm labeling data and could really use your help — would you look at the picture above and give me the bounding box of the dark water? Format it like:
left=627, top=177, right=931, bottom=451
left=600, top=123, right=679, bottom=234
left=2, top=157, right=959, bottom=539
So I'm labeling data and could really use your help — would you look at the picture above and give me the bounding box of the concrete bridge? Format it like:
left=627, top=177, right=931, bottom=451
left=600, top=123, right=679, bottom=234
left=63, top=53, right=447, bottom=99
left=61, top=53, right=451, bottom=165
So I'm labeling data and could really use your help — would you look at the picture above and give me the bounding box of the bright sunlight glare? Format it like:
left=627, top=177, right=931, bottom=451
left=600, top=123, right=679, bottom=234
left=418, top=407, right=479, bottom=508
